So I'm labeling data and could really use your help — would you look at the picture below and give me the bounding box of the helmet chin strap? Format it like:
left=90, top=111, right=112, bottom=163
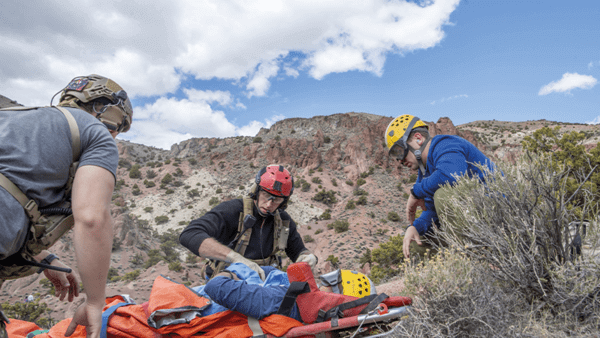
left=254, top=199, right=275, bottom=217
left=407, top=136, right=431, bottom=175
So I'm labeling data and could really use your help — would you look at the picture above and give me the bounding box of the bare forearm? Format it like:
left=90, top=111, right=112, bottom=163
left=197, top=238, right=234, bottom=262
left=73, top=213, right=113, bottom=304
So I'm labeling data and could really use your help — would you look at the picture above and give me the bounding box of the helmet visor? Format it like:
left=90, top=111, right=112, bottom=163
left=389, top=143, right=409, bottom=161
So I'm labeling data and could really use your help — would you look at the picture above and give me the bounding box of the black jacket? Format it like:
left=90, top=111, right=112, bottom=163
left=179, top=199, right=307, bottom=262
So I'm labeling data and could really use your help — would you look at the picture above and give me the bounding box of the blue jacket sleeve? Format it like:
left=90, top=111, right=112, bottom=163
left=204, top=276, right=289, bottom=320
left=412, top=142, right=468, bottom=199
left=412, top=200, right=438, bottom=235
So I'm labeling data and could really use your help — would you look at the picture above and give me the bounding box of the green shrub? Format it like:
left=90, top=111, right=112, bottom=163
left=161, top=173, right=173, bottom=185
left=144, top=179, right=156, bottom=188
left=330, top=220, right=350, bottom=233
left=311, top=177, right=322, bottom=184
left=387, top=211, right=401, bottom=222
left=216, top=188, right=222, bottom=194
left=315, top=229, right=323, bottom=235
left=130, top=253, right=144, bottom=266
left=320, top=209, right=332, bottom=220
left=129, top=164, right=142, bottom=179
left=345, top=200, right=356, bottom=210
left=122, top=269, right=141, bottom=282
left=118, top=158, right=132, bottom=169
left=301, top=182, right=311, bottom=192
left=325, top=255, right=339, bottom=267
left=253, top=136, right=263, bottom=143
left=331, top=178, right=338, bottom=187
left=144, top=206, right=153, bottom=213
left=356, top=178, right=366, bottom=186
left=303, top=235, right=315, bottom=243
left=353, top=189, right=368, bottom=196
left=188, top=188, right=200, bottom=198
left=209, top=196, right=220, bottom=206
left=359, top=248, right=372, bottom=269
left=357, top=195, right=368, bottom=205
left=345, top=180, right=354, bottom=186
left=312, top=190, right=337, bottom=206
left=155, top=215, right=169, bottom=224
left=188, top=158, right=198, bottom=165
left=168, top=261, right=183, bottom=272
left=165, top=189, right=174, bottom=194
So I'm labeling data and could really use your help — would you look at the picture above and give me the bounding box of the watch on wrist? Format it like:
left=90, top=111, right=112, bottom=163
left=37, top=253, right=59, bottom=274
left=410, top=188, right=417, bottom=199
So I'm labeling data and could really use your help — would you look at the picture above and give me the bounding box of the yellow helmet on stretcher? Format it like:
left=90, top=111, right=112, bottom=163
left=340, top=270, right=376, bottom=298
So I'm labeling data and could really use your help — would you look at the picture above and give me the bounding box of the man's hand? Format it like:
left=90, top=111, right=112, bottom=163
left=226, top=251, right=266, bottom=280
left=403, top=226, right=422, bottom=259
left=296, top=253, right=318, bottom=269
left=43, top=260, right=80, bottom=302
left=65, top=301, right=103, bottom=338
left=406, top=192, right=427, bottom=225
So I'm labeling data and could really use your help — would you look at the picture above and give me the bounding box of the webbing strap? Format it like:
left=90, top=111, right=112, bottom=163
left=359, top=293, right=389, bottom=314
left=247, top=317, right=265, bottom=337
left=101, top=302, right=134, bottom=338
left=315, top=293, right=388, bottom=323
left=26, top=329, right=50, bottom=338
left=0, top=173, right=40, bottom=223
left=55, top=106, right=81, bottom=162
left=276, top=281, right=311, bottom=317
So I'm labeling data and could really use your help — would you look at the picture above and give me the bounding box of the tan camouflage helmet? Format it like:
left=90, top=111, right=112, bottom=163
left=57, top=74, right=133, bottom=133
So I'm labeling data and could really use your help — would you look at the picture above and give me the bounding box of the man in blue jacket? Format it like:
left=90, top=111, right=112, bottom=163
left=384, top=114, right=495, bottom=260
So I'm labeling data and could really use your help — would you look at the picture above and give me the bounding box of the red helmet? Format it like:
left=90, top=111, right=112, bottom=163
left=256, top=165, right=294, bottom=197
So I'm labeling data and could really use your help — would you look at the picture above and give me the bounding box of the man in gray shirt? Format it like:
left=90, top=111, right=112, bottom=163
left=0, top=74, right=133, bottom=338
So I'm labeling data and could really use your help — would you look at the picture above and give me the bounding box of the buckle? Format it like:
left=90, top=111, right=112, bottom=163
left=24, top=199, right=40, bottom=221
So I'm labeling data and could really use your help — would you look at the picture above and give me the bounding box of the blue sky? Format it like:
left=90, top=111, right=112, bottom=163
left=1, top=0, right=598, bottom=149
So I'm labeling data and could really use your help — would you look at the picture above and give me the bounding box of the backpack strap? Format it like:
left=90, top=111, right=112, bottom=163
left=276, top=281, right=311, bottom=318
left=54, top=106, right=81, bottom=196
left=237, top=197, right=255, bottom=256
left=271, top=210, right=290, bottom=257
left=209, top=197, right=256, bottom=276
left=0, top=173, right=41, bottom=223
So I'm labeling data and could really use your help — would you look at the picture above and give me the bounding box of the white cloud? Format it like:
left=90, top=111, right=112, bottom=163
left=119, top=90, right=285, bottom=149
left=430, top=94, right=468, bottom=105
left=539, top=73, right=598, bottom=96
left=246, top=59, right=281, bottom=98
left=0, top=0, right=460, bottom=104
left=587, top=116, right=600, bottom=125
left=589, top=61, right=595, bottom=69
left=237, top=114, right=285, bottom=136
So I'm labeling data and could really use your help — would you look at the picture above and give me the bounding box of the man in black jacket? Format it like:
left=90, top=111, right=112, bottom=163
left=180, top=165, right=318, bottom=280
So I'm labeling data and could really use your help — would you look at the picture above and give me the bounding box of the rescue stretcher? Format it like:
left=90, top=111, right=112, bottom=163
left=4, top=262, right=412, bottom=338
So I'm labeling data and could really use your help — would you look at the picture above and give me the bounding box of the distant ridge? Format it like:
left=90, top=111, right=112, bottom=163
left=0, top=94, right=21, bottom=109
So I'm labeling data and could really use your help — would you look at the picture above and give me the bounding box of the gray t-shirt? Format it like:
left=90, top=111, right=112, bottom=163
left=0, top=106, right=118, bottom=259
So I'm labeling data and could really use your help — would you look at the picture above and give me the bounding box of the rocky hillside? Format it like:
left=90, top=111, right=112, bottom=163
left=1, top=99, right=599, bottom=322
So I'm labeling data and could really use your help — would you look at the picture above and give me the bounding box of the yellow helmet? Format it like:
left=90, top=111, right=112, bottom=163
left=385, top=114, right=428, bottom=161
left=56, top=74, right=133, bottom=133
left=340, top=270, right=376, bottom=298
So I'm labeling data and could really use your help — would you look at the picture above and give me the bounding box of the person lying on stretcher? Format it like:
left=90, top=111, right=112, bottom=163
left=194, top=263, right=381, bottom=324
